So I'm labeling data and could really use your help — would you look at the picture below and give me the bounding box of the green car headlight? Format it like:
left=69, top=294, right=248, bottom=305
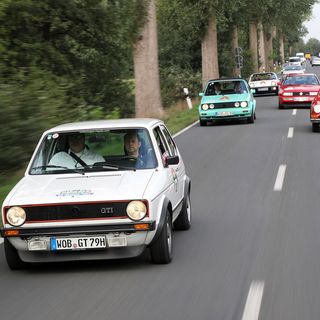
left=6, top=206, right=26, bottom=226
left=209, top=104, right=215, bottom=109
left=240, top=101, right=248, bottom=108
left=126, top=201, right=147, bottom=221
left=202, top=104, right=209, bottom=111
left=234, top=102, right=240, bottom=107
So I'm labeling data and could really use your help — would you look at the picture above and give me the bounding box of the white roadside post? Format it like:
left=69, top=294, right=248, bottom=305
left=183, top=87, right=193, bottom=109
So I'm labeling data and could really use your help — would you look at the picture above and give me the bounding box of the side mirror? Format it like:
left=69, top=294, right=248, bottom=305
left=199, top=92, right=204, bottom=97
left=165, top=155, right=179, bottom=166
left=250, top=89, right=256, bottom=94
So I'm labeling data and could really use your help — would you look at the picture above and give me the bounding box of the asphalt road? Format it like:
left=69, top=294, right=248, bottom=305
left=1, top=63, right=320, bottom=320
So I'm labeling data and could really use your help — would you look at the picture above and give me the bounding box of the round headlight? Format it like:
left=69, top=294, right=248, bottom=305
left=126, top=201, right=147, bottom=221
left=234, top=102, right=240, bottom=107
left=6, top=207, right=26, bottom=226
left=209, top=104, right=215, bottom=109
left=202, top=104, right=209, bottom=111
left=314, top=104, right=320, bottom=113
left=241, top=101, right=248, bottom=108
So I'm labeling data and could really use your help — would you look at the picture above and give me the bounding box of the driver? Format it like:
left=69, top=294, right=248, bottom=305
left=49, top=133, right=104, bottom=168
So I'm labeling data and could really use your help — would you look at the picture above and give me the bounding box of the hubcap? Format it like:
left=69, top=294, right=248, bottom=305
left=167, top=219, right=172, bottom=256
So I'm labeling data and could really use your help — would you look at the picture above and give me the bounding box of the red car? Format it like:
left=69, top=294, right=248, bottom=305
left=310, top=91, right=320, bottom=132
left=278, top=73, right=320, bottom=109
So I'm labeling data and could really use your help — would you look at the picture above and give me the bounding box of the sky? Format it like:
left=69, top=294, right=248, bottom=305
left=303, top=3, right=320, bottom=42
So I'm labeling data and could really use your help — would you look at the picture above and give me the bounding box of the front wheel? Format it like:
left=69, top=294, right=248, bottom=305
left=200, top=119, right=207, bottom=126
left=278, top=104, right=284, bottom=109
left=312, top=123, right=319, bottom=132
left=4, top=238, right=26, bottom=270
left=247, top=112, right=255, bottom=124
left=150, top=211, right=172, bottom=264
left=174, top=192, right=191, bottom=230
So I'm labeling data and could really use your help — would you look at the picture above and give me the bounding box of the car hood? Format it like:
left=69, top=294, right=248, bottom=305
left=4, top=171, right=155, bottom=206
left=201, top=93, right=249, bottom=104
left=281, top=85, right=320, bottom=92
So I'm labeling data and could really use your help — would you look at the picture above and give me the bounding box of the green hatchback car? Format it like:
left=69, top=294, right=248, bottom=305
left=198, top=78, right=256, bottom=126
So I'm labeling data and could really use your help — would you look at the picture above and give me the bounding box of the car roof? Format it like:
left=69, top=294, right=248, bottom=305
left=286, top=73, right=317, bottom=77
left=208, top=77, right=247, bottom=82
left=45, top=118, right=163, bottom=133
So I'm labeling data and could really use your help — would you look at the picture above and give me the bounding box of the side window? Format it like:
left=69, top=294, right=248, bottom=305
left=160, top=126, right=177, bottom=156
left=153, top=126, right=170, bottom=166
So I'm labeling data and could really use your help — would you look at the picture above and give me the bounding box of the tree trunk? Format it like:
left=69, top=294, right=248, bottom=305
left=264, top=26, right=273, bottom=72
left=231, top=26, right=240, bottom=77
left=202, top=14, right=219, bottom=88
left=133, top=0, right=163, bottom=118
left=258, top=22, right=266, bottom=72
left=279, top=33, right=285, bottom=65
left=249, top=22, right=258, bottom=73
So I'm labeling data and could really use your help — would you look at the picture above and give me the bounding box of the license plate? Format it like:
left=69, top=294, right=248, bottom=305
left=217, top=111, right=233, bottom=116
left=293, top=97, right=309, bottom=102
left=258, top=87, right=268, bottom=91
left=50, top=236, right=107, bottom=251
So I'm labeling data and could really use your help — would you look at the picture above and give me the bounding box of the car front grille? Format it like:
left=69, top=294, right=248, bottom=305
left=214, top=102, right=238, bottom=109
left=293, top=92, right=310, bottom=96
left=22, top=202, right=132, bottom=222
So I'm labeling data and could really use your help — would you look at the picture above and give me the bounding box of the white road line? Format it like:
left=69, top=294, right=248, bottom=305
left=0, top=238, right=3, bottom=244
left=274, top=164, right=287, bottom=191
left=292, top=109, right=297, bottom=115
left=173, top=120, right=199, bottom=138
left=242, top=281, right=265, bottom=320
left=287, top=127, right=294, bottom=138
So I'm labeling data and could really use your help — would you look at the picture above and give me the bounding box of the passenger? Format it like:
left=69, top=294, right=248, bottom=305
left=213, top=82, right=222, bottom=95
left=234, top=81, right=247, bottom=94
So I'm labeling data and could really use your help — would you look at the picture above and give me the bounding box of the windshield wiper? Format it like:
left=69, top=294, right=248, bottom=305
left=31, top=165, right=85, bottom=175
left=91, top=162, right=136, bottom=171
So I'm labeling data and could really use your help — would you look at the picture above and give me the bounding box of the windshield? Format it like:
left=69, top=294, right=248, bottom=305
left=251, top=73, right=277, bottom=81
left=205, top=80, right=248, bottom=96
left=289, top=58, right=300, bottom=63
left=284, top=65, right=302, bottom=71
left=29, top=128, right=158, bottom=175
left=283, top=75, right=320, bottom=85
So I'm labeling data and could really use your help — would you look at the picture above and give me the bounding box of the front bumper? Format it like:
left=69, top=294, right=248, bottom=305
left=253, top=86, right=278, bottom=95
left=199, top=108, right=252, bottom=121
left=1, top=222, right=156, bottom=262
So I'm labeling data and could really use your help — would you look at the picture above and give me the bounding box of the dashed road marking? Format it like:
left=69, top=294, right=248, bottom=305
left=288, top=127, right=294, bottom=138
left=292, top=109, right=297, bottom=115
left=274, top=164, right=287, bottom=191
left=242, top=281, right=265, bottom=320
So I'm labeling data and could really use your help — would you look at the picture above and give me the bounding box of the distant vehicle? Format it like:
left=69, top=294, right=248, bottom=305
left=248, top=72, right=280, bottom=96
left=296, top=52, right=305, bottom=63
left=311, top=56, right=320, bottom=66
left=278, top=73, right=320, bottom=109
left=198, top=78, right=256, bottom=126
left=305, top=53, right=311, bottom=60
left=310, top=91, right=320, bottom=132
left=281, top=65, right=305, bottom=77
left=1, top=119, right=192, bottom=269
left=289, top=56, right=302, bottom=66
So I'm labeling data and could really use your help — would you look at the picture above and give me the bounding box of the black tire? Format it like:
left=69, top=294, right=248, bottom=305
left=247, top=112, right=255, bottom=123
left=278, top=104, right=284, bottom=109
left=200, top=119, right=207, bottom=126
left=4, top=238, right=26, bottom=270
left=174, top=192, right=191, bottom=230
left=150, top=210, right=172, bottom=264
left=312, top=123, right=319, bottom=132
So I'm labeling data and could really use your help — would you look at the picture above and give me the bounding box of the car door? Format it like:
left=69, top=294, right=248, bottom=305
left=159, top=125, right=185, bottom=217
left=153, top=126, right=180, bottom=218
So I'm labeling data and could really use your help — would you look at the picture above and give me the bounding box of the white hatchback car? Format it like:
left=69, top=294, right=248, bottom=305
left=1, top=119, right=191, bottom=269
left=248, top=72, right=279, bottom=95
